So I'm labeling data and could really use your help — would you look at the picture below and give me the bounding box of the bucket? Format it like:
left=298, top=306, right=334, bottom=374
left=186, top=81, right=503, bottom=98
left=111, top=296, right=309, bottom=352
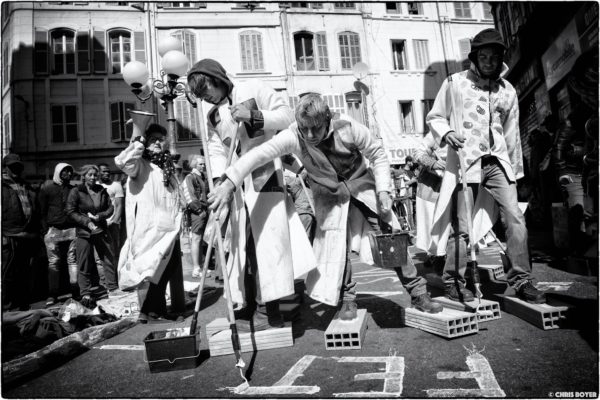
left=368, top=229, right=410, bottom=269
left=143, top=327, right=200, bottom=373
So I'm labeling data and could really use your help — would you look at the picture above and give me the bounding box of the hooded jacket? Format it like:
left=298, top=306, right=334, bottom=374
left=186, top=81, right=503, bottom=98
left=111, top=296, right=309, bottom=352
left=39, top=162, right=74, bottom=233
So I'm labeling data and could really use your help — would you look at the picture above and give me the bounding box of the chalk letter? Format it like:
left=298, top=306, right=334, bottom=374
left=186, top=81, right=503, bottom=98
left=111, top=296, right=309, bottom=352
left=333, top=356, right=404, bottom=398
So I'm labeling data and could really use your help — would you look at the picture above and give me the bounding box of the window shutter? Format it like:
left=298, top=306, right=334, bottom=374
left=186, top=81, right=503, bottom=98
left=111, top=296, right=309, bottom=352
left=133, top=31, right=146, bottom=64
left=92, top=29, right=106, bottom=73
left=110, top=102, right=120, bottom=141
left=184, top=31, right=197, bottom=65
left=34, top=28, right=48, bottom=75
left=76, top=30, right=90, bottom=74
left=315, top=31, right=329, bottom=71
left=413, top=39, right=429, bottom=69
left=255, top=32, right=264, bottom=70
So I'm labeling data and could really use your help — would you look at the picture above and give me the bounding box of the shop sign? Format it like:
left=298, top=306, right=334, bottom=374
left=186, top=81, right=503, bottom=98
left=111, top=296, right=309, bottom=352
left=576, top=3, right=599, bottom=51
left=541, top=20, right=581, bottom=90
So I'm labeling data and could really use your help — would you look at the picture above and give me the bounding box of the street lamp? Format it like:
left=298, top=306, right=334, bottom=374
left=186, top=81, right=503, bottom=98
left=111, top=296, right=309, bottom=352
left=122, top=38, right=191, bottom=161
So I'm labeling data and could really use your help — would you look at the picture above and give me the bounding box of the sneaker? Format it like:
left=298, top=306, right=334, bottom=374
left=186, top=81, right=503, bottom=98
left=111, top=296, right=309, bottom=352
left=515, top=280, right=546, bottom=304
left=412, top=293, right=443, bottom=314
left=445, top=283, right=475, bottom=302
left=339, top=300, right=358, bottom=321
left=45, top=297, right=57, bottom=307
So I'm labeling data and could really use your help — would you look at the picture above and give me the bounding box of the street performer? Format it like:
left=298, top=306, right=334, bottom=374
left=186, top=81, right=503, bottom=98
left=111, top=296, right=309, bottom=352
left=426, top=28, right=546, bottom=304
left=208, top=93, right=443, bottom=318
left=187, top=59, right=314, bottom=331
left=115, top=121, right=185, bottom=323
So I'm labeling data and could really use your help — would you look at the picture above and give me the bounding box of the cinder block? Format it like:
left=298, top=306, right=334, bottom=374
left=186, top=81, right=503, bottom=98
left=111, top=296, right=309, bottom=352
left=478, top=264, right=506, bottom=281
left=206, top=318, right=293, bottom=356
left=433, top=297, right=501, bottom=322
left=401, top=307, right=478, bottom=338
left=500, top=295, right=569, bottom=330
left=324, top=309, right=368, bottom=350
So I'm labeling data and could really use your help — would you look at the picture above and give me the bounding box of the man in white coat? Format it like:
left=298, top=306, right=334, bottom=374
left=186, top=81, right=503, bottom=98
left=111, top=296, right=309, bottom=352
left=208, top=93, right=443, bottom=318
left=426, top=28, right=546, bottom=304
left=187, top=59, right=314, bottom=331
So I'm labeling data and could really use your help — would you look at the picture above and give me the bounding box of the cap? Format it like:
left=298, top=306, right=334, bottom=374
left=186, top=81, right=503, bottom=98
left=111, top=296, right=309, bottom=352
left=2, top=153, right=23, bottom=168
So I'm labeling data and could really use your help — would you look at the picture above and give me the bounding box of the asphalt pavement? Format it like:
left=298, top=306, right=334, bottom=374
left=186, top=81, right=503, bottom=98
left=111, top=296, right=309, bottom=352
left=4, top=233, right=598, bottom=398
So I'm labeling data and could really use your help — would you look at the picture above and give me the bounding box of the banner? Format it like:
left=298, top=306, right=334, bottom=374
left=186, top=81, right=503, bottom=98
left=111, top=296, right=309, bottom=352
left=379, top=133, right=421, bottom=165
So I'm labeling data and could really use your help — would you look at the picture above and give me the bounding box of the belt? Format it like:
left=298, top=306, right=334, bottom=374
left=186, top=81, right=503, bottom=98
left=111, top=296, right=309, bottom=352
left=259, top=185, right=284, bottom=193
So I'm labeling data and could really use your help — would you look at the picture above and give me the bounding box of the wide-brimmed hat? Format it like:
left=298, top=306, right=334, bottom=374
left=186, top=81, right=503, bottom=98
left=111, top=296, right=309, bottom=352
left=2, top=153, right=23, bottom=168
left=468, top=28, right=506, bottom=63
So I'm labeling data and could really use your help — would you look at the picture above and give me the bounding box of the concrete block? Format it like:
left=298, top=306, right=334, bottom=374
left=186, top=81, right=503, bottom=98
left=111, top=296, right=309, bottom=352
left=206, top=318, right=293, bottom=356
left=433, top=297, right=501, bottom=322
left=500, top=295, right=569, bottom=330
left=477, top=264, right=506, bottom=281
left=324, top=309, right=368, bottom=350
left=401, top=307, right=478, bottom=338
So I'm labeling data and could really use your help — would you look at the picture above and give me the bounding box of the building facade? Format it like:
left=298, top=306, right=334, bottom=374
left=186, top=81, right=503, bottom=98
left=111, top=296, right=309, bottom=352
left=491, top=2, right=598, bottom=162
left=1, top=2, right=493, bottom=179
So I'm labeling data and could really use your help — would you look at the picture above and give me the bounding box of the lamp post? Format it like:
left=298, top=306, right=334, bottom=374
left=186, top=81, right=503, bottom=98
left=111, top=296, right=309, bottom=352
left=122, top=37, right=191, bottom=162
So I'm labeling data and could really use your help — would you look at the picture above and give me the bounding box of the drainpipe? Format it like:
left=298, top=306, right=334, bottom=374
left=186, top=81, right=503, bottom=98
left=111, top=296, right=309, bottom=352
left=279, top=8, right=295, bottom=96
left=435, top=2, right=450, bottom=77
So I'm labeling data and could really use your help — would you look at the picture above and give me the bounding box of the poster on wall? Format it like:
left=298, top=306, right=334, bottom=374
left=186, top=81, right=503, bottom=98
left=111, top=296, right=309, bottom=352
left=379, top=131, right=421, bottom=165
left=541, top=20, right=582, bottom=90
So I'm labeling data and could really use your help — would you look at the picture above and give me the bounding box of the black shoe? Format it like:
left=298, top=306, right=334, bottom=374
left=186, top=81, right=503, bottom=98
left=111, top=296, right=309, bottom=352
left=80, top=295, right=97, bottom=309
left=339, top=300, right=358, bottom=321
left=412, top=294, right=443, bottom=313
left=445, top=283, right=475, bottom=302
left=515, top=280, right=546, bottom=304
left=237, top=301, right=285, bottom=332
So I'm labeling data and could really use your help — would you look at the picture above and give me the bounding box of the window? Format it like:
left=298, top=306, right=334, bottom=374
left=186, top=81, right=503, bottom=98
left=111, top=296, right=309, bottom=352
left=109, top=31, right=131, bottom=74
left=293, top=31, right=328, bottom=71
left=323, top=94, right=346, bottom=115
left=421, top=99, right=434, bottom=130
left=454, top=2, right=471, bottom=18
left=412, top=39, right=429, bottom=69
left=174, top=98, right=201, bottom=141
left=158, top=2, right=207, bottom=7
left=334, top=2, right=354, bottom=9
left=482, top=3, right=493, bottom=19
left=51, top=29, right=76, bottom=75
left=338, top=31, right=361, bottom=70
left=391, top=40, right=407, bottom=70
left=398, top=101, right=414, bottom=135
left=458, top=38, right=471, bottom=70
left=51, top=105, right=78, bottom=143
left=406, top=2, right=422, bottom=15
left=289, top=2, right=322, bottom=8
left=239, top=30, right=264, bottom=71
left=172, top=30, right=197, bottom=65
left=110, top=101, right=134, bottom=141
left=385, top=2, right=400, bottom=13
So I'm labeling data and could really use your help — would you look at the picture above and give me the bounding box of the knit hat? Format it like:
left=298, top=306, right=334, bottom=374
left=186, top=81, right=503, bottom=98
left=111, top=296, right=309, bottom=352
left=468, top=28, right=506, bottom=63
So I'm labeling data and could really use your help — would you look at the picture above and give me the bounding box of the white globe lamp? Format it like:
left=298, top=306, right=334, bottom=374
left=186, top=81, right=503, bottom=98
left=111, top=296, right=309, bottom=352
left=122, top=61, right=149, bottom=88
left=158, top=36, right=182, bottom=57
left=162, top=50, right=189, bottom=77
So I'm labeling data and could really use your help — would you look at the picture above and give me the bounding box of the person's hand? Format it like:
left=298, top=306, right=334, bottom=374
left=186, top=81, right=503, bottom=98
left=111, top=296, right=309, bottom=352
left=208, top=178, right=235, bottom=218
left=444, top=130, right=465, bottom=150
left=87, top=222, right=98, bottom=231
left=432, top=159, right=446, bottom=171
left=87, top=213, right=99, bottom=221
left=229, top=104, right=252, bottom=123
left=378, top=191, right=392, bottom=216
left=131, top=140, right=145, bottom=158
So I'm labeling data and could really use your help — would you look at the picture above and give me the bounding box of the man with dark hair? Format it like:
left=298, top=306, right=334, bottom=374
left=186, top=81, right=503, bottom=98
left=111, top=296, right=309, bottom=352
left=98, top=163, right=125, bottom=269
left=427, top=28, right=546, bottom=304
left=115, top=122, right=185, bottom=323
left=187, top=59, right=314, bottom=331
left=39, top=162, right=79, bottom=306
left=2, top=154, right=39, bottom=311
left=209, top=93, right=442, bottom=317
